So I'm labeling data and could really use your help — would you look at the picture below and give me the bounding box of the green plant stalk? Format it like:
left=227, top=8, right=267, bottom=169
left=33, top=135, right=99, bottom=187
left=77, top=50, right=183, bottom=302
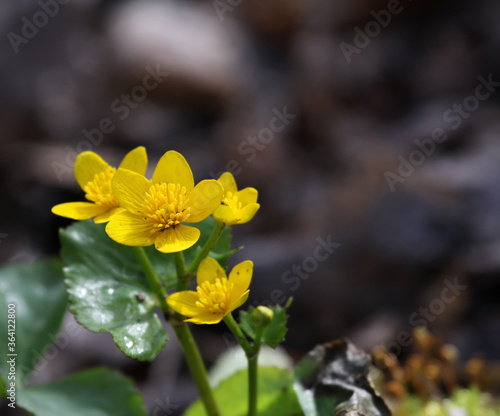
left=247, top=354, right=258, bottom=416
left=132, top=247, right=169, bottom=312
left=248, top=326, right=264, bottom=416
left=223, top=312, right=253, bottom=356
left=187, top=222, right=226, bottom=275
left=223, top=313, right=261, bottom=416
left=134, top=247, right=220, bottom=416
left=173, top=251, right=189, bottom=291
left=173, top=322, right=220, bottom=416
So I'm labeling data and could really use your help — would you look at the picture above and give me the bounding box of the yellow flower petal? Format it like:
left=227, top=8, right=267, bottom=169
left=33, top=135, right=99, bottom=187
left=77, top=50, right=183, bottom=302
left=228, top=260, right=253, bottom=304
left=197, top=257, right=227, bottom=287
left=167, top=285, right=226, bottom=324
left=236, top=203, right=260, bottom=225
left=119, top=146, right=148, bottom=175
left=185, top=311, right=225, bottom=325
left=152, top=151, right=194, bottom=192
left=153, top=224, right=200, bottom=253
left=229, top=290, right=249, bottom=313
left=94, top=206, right=126, bottom=224
left=187, top=180, right=223, bottom=223
left=111, top=169, right=151, bottom=214
left=236, top=187, right=258, bottom=205
left=52, top=202, right=108, bottom=220
left=74, top=152, right=110, bottom=190
left=167, top=291, right=201, bottom=317
left=212, top=205, right=239, bottom=225
left=105, top=212, right=155, bottom=246
left=218, top=172, right=237, bottom=194
left=172, top=260, right=252, bottom=324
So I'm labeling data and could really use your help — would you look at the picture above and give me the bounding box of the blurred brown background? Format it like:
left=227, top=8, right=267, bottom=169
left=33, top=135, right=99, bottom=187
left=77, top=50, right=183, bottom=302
left=1, top=0, right=500, bottom=414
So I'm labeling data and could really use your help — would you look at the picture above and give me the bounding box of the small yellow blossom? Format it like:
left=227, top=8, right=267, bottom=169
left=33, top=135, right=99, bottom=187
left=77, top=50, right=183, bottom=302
left=52, top=147, right=147, bottom=223
left=105, top=151, right=223, bottom=253
left=167, top=257, right=252, bottom=324
left=213, top=172, right=260, bottom=226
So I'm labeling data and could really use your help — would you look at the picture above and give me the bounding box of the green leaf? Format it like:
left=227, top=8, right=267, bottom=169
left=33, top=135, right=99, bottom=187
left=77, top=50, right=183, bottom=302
left=209, top=247, right=241, bottom=268
left=18, top=367, right=147, bottom=416
left=294, top=340, right=391, bottom=416
left=60, top=220, right=168, bottom=361
left=0, top=260, right=67, bottom=391
left=239, top=302, right=291, bottom=348
left=184, top=367, right=303, bottom=416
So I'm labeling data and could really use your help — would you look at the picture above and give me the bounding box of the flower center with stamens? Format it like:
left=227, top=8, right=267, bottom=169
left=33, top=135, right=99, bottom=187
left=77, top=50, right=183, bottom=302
left=196, top=278, right=233, bottom=314
left=84, top=167, right=118, bottom=209
left=141, top=183, right=191, bottom=232
left=221, top=191, right=242, bottom=211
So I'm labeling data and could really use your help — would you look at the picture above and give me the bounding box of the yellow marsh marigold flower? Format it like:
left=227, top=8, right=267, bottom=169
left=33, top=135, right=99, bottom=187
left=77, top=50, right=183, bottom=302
left=105, top=151, right=223, bottom=253
left=213, top=172, right=260, bottom=226
left=52, top=147, right=147, bottom=224
left=167, top=257, right=252, bottom=324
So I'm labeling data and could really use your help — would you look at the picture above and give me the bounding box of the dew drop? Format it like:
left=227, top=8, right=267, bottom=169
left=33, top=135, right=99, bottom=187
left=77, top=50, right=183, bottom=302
left=75, top=288, right=87, bottom=297
left=123, top=336, right=134, bottom=349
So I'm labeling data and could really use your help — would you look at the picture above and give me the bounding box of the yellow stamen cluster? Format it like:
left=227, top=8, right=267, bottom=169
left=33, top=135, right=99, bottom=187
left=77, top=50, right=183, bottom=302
left=142, top=183, right=191, bottom=232
left=196, top=278, right=233, bottom=314
left=84, top=167, right=118, bottom=209
left=221, top=191, right=242, bottom=211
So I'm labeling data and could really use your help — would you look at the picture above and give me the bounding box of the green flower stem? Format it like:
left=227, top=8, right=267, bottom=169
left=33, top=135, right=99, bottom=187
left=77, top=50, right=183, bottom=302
left=132, top=247, right=169, bottom=313
left=248, top=327, right=264, bottom=416
left=253, top=326, right=264, bottom=355
left=223, top=313, right=260, bottom=416
left=223, top=312, right=253, bottom=356
left=173, top=251, right=189, bottom=291
left=187, top=222, right=226, bottom=275
left=172, top=322, right=220, bottom=416
left=247, top=354, right=258, bottom=416
left=134, top=247, right=220, bottom=416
